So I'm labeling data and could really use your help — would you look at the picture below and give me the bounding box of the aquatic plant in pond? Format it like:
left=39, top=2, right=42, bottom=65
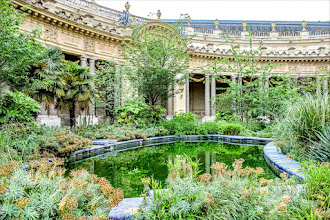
left=68, top=142, right=276, bottom=198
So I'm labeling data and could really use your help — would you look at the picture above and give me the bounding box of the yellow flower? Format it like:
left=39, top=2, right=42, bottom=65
left=241, top=188, right=249, bottom=197
left=0, top=184, right=7, bottom=194
left=15, top=197, right=30, bottom=208
left=261, top=188, right=268, bottom=196
left=259, top=178, right=269, bottom=186
left=281, top=195, right=291, bottom=204
left=276, top=202, right=287, bottom=211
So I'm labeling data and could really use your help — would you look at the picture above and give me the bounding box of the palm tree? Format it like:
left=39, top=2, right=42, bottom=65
left=27, top=46, right=65, bottom=110
left=55, top=61, right=95, bottom=128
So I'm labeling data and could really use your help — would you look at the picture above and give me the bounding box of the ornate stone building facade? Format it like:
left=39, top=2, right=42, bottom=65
left=13, top=0, right=330, bottom=124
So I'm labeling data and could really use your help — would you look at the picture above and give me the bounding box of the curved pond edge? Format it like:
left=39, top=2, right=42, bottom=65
left=69, top=135, right=304, bottom=220
left=263, top=142, right=304, bottom=180
left=70, top=135, right=271, bottom=162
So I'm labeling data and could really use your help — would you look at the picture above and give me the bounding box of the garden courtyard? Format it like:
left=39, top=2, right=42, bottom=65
left=0, top=0, right=329, bottom=219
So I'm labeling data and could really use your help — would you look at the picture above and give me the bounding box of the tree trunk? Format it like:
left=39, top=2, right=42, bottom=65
left=69, top=102, right=76, bottom=129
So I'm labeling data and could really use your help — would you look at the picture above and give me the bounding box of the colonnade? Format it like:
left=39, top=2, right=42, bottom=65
left=167, top=74, right=283, bottom=121
left=77, top=55, right=98, bottom=126
left=170, top=74, right=329, bottom=122
left=80, top=55, right=96, bottom=73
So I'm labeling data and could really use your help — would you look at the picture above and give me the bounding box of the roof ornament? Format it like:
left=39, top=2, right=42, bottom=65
left=271, top=21, right=276, bottom=31
left=118, top=2, right=131, bottom=26
left=157, top=10, right=161, bottom=20
left=301, top=20, right=307, bottom=31
left=187, top=15, right=191, bottom=26
left=242, top=20, right=247, bottom=31
left=214, top=19, right=219, bottom=29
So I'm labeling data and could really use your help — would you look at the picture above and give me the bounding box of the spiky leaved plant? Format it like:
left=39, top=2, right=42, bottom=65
left=0, top=158, right=123, bottom=219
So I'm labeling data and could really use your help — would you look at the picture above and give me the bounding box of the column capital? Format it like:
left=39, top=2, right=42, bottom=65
left=80, top=55, right=88, bottom=61
left=89, top=56, right=96, bottom=61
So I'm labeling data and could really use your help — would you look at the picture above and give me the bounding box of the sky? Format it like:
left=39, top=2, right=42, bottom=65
left=95, top=0, right=330, bottom=22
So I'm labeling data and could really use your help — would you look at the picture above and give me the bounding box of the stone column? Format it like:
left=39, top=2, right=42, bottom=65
left=211, top=76, right=216, bottom=116
left=324, top=77, right=328, bottom=96
left=232, top=74, right=236, bottom=84
left=205, top=74, right=210, bottom=117
left=80, top=55, right=88, bottom=68
left=265, top=76, right=270, bottom=89
left=167, top=96, right=174, bottom=116
left=49, top=104, right=57, bottom=115
left=167, top=84, right=174, bottom=116
left=89, top=57, right=96, bottom=73
left=185, top=77, right=190, bottom=113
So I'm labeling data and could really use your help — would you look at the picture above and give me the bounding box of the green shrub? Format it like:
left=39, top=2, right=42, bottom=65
left=0, top=124, right=92, bottom=165
left=0, top=91, right=41, bottom=124
left=135, top=158, right=308, bottom=219
left=274, top=94, right=330, bottom=162
left=0, top=159, right=123, bottom=219
left=115, top=98, right=166, bottom=127
left=302, top=161, right=330, bottom=209
left=288, top=162, right=330, bottom=219
left=160, top=112, right=199, bottom=135
left=216, top=110, right=240, bottom=122
left=76, top=122, right=170, bottom=141
left=219, top=123, right=244, bottom=135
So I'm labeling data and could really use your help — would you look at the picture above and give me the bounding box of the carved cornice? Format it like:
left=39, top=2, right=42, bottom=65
left=13, top=0, right=330, bottom=62
left=14, top=0, right=129, bottom=43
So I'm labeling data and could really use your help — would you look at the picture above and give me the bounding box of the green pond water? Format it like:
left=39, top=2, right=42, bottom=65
left=67, top=142, right=276, bottom=198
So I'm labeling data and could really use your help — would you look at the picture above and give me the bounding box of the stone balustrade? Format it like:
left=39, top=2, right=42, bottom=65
left=60, top=0, right=148, bottom=24
left=184, top=27, right=330, bottom=40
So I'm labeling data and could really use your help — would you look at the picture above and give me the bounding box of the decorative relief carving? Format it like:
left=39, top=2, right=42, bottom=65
left=59, top=32, right=81, bottom=47
left=84, top=37, right=95, bottom=52
left=44, top=23, right=58, bottom=42
left=96, top=43, right=115, bottom=54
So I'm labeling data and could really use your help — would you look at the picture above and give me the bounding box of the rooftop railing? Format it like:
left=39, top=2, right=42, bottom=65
left=184, top=25, right=329, bottom=40
left=63, top=0, right=149, bottom=24
left=31, top=0, right=330, bottom=40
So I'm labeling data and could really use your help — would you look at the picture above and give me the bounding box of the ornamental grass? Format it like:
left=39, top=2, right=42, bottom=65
left=0, top=158, right=123, bottom=219
left=134, top=158, right=330, bottom=220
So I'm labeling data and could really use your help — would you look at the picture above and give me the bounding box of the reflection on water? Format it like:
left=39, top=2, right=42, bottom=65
left=67, top=142, right=276, bottom=198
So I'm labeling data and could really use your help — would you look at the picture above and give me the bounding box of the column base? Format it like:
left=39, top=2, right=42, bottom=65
left=36, top=115, right=61, bottom=127
left=76, top=115, right=99, bottom=126
left=202, top=116, right=216, bottom=123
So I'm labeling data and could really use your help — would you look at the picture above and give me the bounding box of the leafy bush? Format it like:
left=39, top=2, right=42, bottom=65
left=135, top=158, right=312, bottom=219
left=0, top=159, right=123, bottom=219
left=160, top=113, right=254, bottom=136
left=115, top=98, right=166, bottom=127
left=216, top=110, right=240, bottom=122
left=289, top=162, right=330, bottom=219
left=0, top=124, right=92, bottom=165
left=76, top=122, right=169, bottom=141
left=274, top=94, right=330, bottom=162
left=302, top=161, right=330, bottom=209
left=0, top=91, right=41, bottom=124
left=161, top=112, right=199, bottom=135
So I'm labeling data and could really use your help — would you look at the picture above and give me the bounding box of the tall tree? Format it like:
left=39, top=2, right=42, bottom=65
left=27, top=46, right=65, bottom=110
left=203, top=32, right=299, bottom=121
left=55, top=61, right=95, bottom=128
left=95, top=61, right=121, bottom=118
left=0, top=0, right=44, bottom=93
left=122, top=23, right=191, bottom=106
